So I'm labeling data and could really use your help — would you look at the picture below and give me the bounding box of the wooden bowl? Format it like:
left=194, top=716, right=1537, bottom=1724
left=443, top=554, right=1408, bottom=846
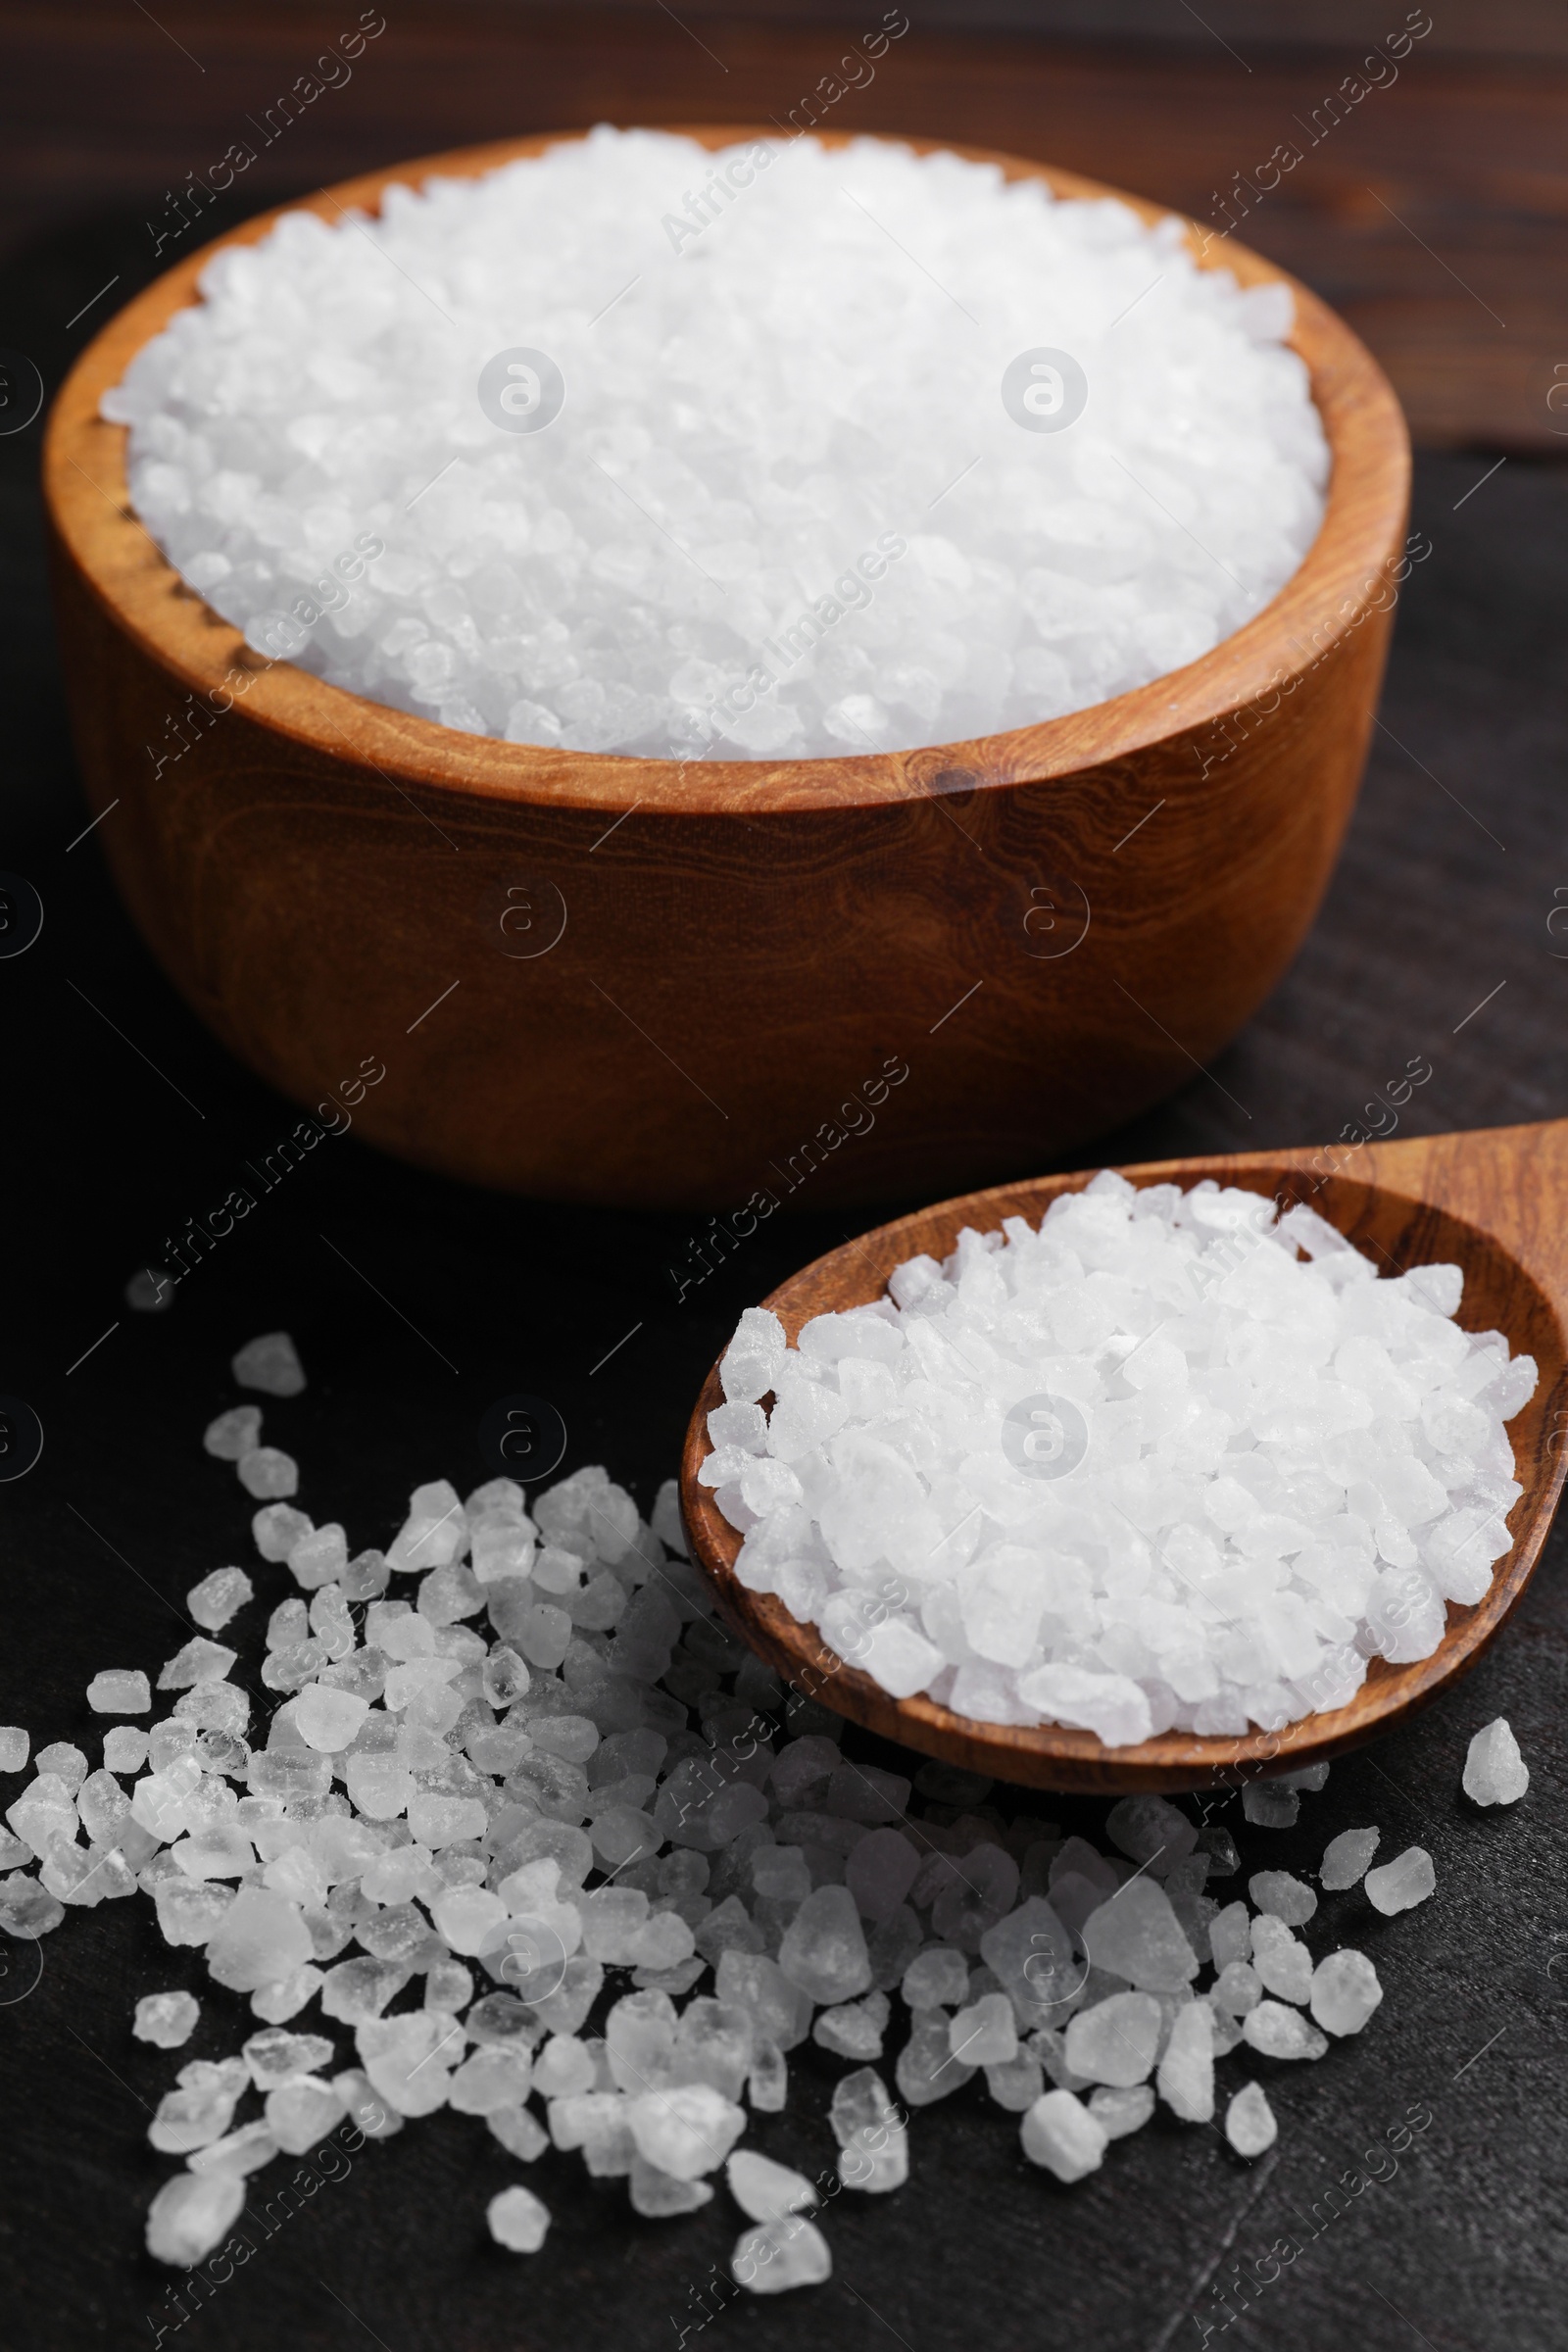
left=43, top=127, right=1410, bottom=1211
left=681, top=1121, right=1568, bottom=1792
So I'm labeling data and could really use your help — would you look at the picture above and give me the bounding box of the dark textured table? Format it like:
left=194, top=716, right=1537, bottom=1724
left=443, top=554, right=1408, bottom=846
left=2, top=193, right=1566, bottom=2352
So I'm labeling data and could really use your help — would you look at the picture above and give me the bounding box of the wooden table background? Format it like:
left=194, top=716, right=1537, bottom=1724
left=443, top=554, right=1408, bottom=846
left=1, top=8, right=1565, bottom=2349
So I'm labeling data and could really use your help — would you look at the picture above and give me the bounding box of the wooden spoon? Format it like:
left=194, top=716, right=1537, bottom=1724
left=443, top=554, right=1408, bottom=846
left=680, top=1122, right=1568, bottom=1792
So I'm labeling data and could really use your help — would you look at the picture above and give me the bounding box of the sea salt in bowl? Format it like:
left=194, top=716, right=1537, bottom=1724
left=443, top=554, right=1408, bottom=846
left=44, top=127, right=1409, bottom=1209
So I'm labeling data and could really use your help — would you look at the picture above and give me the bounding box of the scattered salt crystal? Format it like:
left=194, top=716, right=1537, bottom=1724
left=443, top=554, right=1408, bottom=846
left=187, top=1568, right=255, bottom=1633
left=1156, top=2000, right=1214, bottom=2122
left=252, top=1965, right=324, bottom=2025
left=35, top=1743, right=87, bottom=1789
left=293, top=1685, right=370, bottom=1752
left=253, top=1504, right=313, bottom=1564
left=103, top=1721, right=149, bottom=1768
left=1209, top=1902, right=1251, bottom=1970
left=158, top=1638, right=236, bottom=1691
left=488, top=2183, right=551, bottom=2253
left=1242, top=2000, right=1329, bottom=2061
left=727, top=2149, right=817, bottom=2224
left=625, top=2082, right=745, bottom=2179
left=1364, top=1847, right=1436, bottom=1916
left=86, top=1672, right=150, bottom=1715
left=149, top=2058, right=248, bottom=2153
left=357, top=2010, right=465, bottom=2117
left=450, top=2049, right=534, bottom=2114
left=145, top=2169, right=246, bottom=2266
left=1250, top=1916, right=1313, bottom=2005
left=489, top=2103, right=550, bottom=2162
left=1065, top=1992, right=1160, bottom=2086
left=949, top=1990, right=1017, bottom=2068
left=231, top=1332, right=306, bottom=1396
left=1462, top=1718, right=1529, bottom=1806
left=0, top=1729, right=28, bottom=1774
left=1082, top=1880, right=1198, bottom=1993
left=1212, top=1961, right=1261, bottom=2016
left=777, top=1885, right=871, bottom=2005
left=1089, top=2082, right=1155, bottom=2139
left=1242, top=1786, right=1299, bottom=1830
left=1319, top=1827, right=1380, bottom=1890
left=902, top=1946, right=969, bottom=2010
left=204, top=1406, right=262, bottom=1459
left=187, top=2121, right=278, bottom=2178
left=630, top=2155, right=713, bottom=2217
left=734, top=2215, right=832, bottom=2294
left=266, top=2078, right=345, bottom=2154
left=334, top=2069, right=405, bottom=2138
left=1020, top=2088, right=1106, bottom=2181
left=134, top=1990, right=200, bottom=2048
left=813, top=1998, right=887, bottom=2061
left=1224, top=2080, right=1278, bottom=2157
left=238, top=1446, right=299, bottom=1501
left=1105, top=1796, right=1197, bottom=1877
left=241, top=2027, right=334, bottom=2088
left=1309, top=1948, right=1383, bottom=2036
left=206, top=1886, right=314, bottom=1992
left=1248, top=1871, right=1316, bottom=1926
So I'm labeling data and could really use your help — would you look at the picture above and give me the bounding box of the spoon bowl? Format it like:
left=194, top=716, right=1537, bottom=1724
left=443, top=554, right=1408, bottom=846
left=680, top=1120, right=1568, bottom=1790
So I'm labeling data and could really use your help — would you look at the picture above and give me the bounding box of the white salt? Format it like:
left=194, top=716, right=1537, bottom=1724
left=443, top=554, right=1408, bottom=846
left=238, top=1447, right=299, bottom=1501
left=1319, top=1827, right=1379, bottom=1889
left=1089, top=2082, right=1154, bottom=2138
left=1020, top=2088, right=1106, bottom=2181
left=86, top=1671, right=150, bottom=1714
left=1250, top=1915, right=1312, bottom=2005
left=727, top=2149, right=816, bottom=2224
left=110, top=131, right=1326, bottom=762
left=1308, top=1948, right=1383, bottom=2036
left=733, top=2215, right=832, bottom=2293
left=1462, top=1718, right=1529, bottom=1806
left=0, top=1728, right=28, bottom=1774
left=1224, top=2080, right=1278, bottom=2158
left=266, top=2078, right=345, bottom=2154
left=145, top=2170, right=245, bottom=2266
left=134, top=1990, right=200, bottom=2048
left=1064, top=1991, right=1160, bottom=2085
left=1242, top=2000, right=1328, bottom=2061
left=204, top=1406, right=261, bottom=1460
left=902, top=1946, right=969, bottom=2009
left=717, top=1180, right=1535, bottom=1741
left=1248, top=1871, right=1316, bottom=1926
left=1156, top=1999, right=1214, bottom=2122
left=488, top=2183, right=551, bottom=2253
left=231, top=1332, right=306, bottom=1396
left=186, top=1568, right=254, bottom=1633
left=1364, top=1847, right=1436, bottom=1915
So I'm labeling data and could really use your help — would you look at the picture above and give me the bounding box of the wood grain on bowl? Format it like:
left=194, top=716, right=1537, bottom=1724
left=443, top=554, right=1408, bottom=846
left=44, top=128, right=1410, bottom=1209
left=681, top=1119, right=1568, bottom=1791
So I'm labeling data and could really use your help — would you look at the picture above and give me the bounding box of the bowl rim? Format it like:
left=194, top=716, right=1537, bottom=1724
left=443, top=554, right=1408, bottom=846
left=43, top=122, right=1411, bottom=820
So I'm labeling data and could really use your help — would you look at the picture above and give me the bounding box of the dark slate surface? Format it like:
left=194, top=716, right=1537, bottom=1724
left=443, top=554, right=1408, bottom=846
left=1, top=201, right=1565, bottom=2352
